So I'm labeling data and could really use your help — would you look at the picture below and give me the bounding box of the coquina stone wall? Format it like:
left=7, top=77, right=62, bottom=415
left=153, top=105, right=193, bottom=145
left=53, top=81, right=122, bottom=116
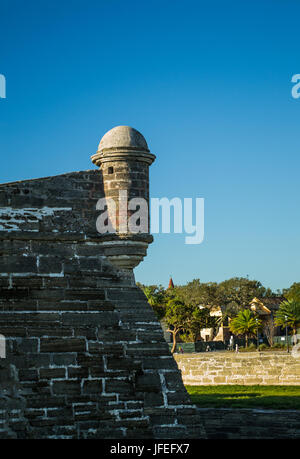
left=0, top=170, right=206, bottom=439
left=197, top=408, right=300, bottom=439
left=174, top=353, right=300, bottom=385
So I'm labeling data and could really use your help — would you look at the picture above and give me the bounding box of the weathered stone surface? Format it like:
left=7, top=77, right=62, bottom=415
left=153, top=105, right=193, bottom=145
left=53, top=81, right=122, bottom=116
left=0, top=160, right=206, bottom=439
left=197, top=408, right=300, bottom=439
left=91, top=126, right=155, bottom=270
left=174, top=353, right=300, bottom=385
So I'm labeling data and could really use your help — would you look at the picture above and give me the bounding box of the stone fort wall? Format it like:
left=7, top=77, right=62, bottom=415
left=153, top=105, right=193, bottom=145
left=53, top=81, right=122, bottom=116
left=197, top=407, right=300, bottom=439
left=174, top=352, right=300, bottom=385
left=0, top=170, right=206, bottom=439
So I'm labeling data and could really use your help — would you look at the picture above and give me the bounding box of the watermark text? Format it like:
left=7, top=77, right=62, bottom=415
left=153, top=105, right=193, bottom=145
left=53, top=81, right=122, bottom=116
left=291, top=74, right=300, bottom=99
left=0, top=74, right=6, bottom=99
left=96, top=192, right=204, bottom=245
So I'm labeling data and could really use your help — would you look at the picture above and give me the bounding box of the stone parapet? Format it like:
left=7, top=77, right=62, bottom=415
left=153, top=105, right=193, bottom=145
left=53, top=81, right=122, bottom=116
left=174, top=352, right=300, bottom=385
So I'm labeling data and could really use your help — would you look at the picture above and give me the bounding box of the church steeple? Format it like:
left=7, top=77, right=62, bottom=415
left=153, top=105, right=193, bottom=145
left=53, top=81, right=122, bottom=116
left=168, top=277, right=174, bottom=289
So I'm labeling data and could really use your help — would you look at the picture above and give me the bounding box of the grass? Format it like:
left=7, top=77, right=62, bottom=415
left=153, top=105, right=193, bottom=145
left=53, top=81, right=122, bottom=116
left=237, top=346, right=288, bottom=352
left=186, top=385, right=300, bottom=410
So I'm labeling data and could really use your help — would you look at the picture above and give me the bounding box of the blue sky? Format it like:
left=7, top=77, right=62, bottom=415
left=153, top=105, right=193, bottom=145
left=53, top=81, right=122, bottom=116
left=0, top=0, right=299, bottom=291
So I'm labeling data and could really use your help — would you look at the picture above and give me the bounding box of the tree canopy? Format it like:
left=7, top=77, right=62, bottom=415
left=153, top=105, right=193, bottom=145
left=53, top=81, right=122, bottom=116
left=215, top=277, right=274, bottom=317
left=229, top=309, right=262, bottom=347
left=164, top=299, right=217, bottom=352
left=138, top=283, right=168, bottom=320
left=174, top=279, right=218, bottom=308
left=283, top=282, right=300, bottom=303
left=138, top=278, right=298, bottom=349
left=174, top=277, right=274, bottom=317
left=274, top=299, right=300, bottom=336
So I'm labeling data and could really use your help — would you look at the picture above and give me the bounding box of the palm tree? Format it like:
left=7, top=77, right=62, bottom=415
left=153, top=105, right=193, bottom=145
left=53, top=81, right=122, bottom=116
left=229, top=309, right=261, bottom=348
left=274, top=299, right=300, bottom=341
left=143, top=286, right=157, bottom=306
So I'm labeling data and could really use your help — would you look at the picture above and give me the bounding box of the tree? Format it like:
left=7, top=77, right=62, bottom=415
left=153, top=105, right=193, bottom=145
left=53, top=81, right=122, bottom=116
left=165, top=299, right=191, bottom=353
left=184, top=306, right=215, bottom=342
left=165, top=296, right=218, bottom=352
left=283, top=283, right=300, bottom=303
left=139, top=284, right=167, bottom=320
left=229, top=309, right=262, bottom=348
left=216, top=277, right=274, bottom=318
left=263, top=318, right=276, bottom=347
left=274, top=299, right=300, bottom=340
left=174, top=279, right=218, bottom=308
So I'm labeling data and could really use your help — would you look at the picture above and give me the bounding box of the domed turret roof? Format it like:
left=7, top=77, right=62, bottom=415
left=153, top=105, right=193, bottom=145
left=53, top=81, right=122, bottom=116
left=98, top=126, right=149, bottom=152
left=91, top=125, right=155, bottom=167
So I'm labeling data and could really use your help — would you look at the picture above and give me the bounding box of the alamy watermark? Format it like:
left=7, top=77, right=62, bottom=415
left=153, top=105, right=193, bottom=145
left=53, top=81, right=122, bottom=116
left=0, top=334, right=6, bottom=358
left=0, top=74, right=6, bottom=99
left=291, top=74, right=300, bottom=99
left=96, top=191, right=204, bottom=245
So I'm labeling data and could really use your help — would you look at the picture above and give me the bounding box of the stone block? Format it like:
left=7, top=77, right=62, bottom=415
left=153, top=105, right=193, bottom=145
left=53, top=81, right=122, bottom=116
left=39, top=368, right=66, bottom=379
left=38, top=257, right=62, bottom=274
left=105, top=379, right=132, bottom=395
left=40, top=338, right=86, bottom=353
left=135, top=373, right=161, bottom=392
left=0, top=256, right=37, bottom=274
left=51, top=353, right=76, bottom=366
left=82, top=380, right=103, bottom=394
left=52, top=381, right=81, bottom=395
left=67, top=367, right=89, bottom=379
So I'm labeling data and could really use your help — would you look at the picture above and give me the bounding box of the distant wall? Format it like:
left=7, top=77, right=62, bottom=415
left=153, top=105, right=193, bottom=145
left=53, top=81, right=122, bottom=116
left=174, top=353, right=300, bottom=385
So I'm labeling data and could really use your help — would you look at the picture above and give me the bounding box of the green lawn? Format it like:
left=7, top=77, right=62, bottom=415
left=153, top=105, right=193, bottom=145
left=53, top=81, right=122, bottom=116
left=186, top=385, right=300, bottom=410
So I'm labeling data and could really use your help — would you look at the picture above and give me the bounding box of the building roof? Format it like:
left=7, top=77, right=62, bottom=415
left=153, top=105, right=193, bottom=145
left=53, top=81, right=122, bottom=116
left=98, top=126, right=149, bottom=152
left=250, top=296, right=286, bottom=314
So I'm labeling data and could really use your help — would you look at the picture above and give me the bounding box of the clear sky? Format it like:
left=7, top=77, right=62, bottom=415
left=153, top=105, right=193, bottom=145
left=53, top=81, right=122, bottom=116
left=0, top=0, right=299, bottom=291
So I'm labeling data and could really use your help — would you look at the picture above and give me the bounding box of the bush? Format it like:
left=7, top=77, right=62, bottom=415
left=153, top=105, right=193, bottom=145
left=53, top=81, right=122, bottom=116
left=179, top=333, right=193, bottom=343
left=248, top=343, right=257, bottom=350
left=258, top=343, right=268, bottom=351
left=238, top=346, right=247, bottom=352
